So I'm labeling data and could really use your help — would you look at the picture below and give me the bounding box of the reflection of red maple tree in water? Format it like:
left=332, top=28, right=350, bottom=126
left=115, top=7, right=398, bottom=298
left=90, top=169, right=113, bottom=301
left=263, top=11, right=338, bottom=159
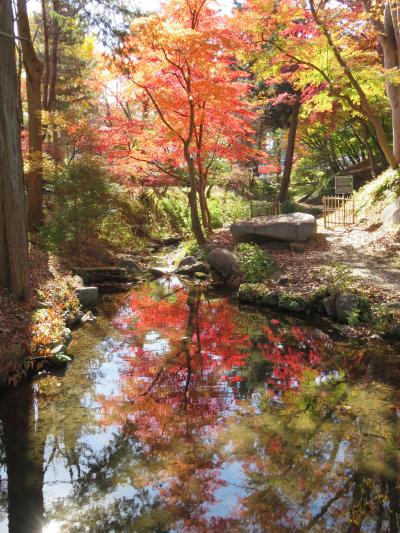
left=103, top=284, right=251, bottom=447
left=100, top=283, right=254, bottom=531
left=96, top=284, right=396, bottom=531
left=262, top=322, right=326, bottom=397
left=103, top=284, right=330, bottom=444
left=99, top=283, right=335, bottom=531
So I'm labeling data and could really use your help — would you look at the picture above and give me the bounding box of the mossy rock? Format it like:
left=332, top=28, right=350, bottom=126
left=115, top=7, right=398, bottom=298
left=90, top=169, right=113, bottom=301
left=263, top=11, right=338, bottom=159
left=238, top=283, right=266, bottom=304
left=385, top=323, right=400, bottom=339
left=278, top=292, right=307, bottom=312
left=261, top=291, right=280, bottom=307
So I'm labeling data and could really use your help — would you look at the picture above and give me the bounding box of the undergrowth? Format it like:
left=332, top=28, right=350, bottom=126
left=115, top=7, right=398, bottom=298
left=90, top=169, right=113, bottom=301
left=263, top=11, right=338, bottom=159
left=355, top=168, right=399, bottom=223
left=235, top=243, right=275, bottom=283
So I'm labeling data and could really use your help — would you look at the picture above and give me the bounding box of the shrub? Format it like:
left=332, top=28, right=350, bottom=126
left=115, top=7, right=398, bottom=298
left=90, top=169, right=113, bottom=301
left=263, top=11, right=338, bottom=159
left=208, top=190, right=250, bottom=228
left=320, top=262, right=355, bottom=295
left=180, top=238, right=207, bottom=260
left=345, top=296, right=371, bottom=326
left=235, top=243, right=275, bottom=282
left=44, top=156, right=115, bottom=251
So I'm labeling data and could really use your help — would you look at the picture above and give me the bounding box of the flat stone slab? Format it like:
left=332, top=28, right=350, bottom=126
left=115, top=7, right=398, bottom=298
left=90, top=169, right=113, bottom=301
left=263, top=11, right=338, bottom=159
left=74, top=267, right=128, bottom=283
left=231, top=212, right=317, bottom=243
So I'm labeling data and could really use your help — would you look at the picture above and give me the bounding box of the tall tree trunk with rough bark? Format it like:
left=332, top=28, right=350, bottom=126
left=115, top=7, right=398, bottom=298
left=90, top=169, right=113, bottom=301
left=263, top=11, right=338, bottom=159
left=279, top=98, right=300, bottom=203
left=0, top=0, right=29, bottom=300
left=185, top=99, right=205, bottom=245
left=185, top=146, right=206, bottom=245
left=198, top=182, right=212, bottom=232
left=364, top=1, right=400, bottom=165
left=17, top=0, right=44, bottom=230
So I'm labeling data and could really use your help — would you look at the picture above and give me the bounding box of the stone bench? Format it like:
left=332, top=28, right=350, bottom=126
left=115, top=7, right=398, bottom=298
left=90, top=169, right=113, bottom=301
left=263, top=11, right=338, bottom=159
left=231, top=212, right=317, bottom=243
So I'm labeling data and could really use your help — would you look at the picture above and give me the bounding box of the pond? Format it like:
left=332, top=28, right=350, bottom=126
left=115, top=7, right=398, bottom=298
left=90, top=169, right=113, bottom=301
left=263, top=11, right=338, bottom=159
left=0, top=276, right=399, bottom=532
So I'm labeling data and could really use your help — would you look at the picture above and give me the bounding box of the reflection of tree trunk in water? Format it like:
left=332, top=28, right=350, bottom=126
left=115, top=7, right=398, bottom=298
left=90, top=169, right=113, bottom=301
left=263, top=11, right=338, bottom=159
left=0, top=386, right=45, bottom=533
left=387, top=474, right=400, bottom=531
left=301, top=435, right=343, bottom=520
left=181, top=287, right=201, bottom=422
left=346, top=472, right=372, bottom=533
left=306, top=478, right=351, bottom=531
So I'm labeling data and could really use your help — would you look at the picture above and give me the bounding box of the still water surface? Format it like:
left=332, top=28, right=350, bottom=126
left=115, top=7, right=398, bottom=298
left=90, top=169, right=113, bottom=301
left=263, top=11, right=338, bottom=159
left=0, top=276, right=399, bottom=532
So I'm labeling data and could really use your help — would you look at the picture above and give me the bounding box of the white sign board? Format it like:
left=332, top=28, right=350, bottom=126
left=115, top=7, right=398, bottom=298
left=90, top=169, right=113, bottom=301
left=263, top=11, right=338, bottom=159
left=335, top=175, right=353, bottom=195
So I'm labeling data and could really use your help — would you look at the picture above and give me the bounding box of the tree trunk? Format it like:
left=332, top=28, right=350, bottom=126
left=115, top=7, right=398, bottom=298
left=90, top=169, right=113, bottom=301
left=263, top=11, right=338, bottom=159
left=16, top=43, right=24, bottom=129
left=184, top=98, right=205, bottom=245
left=47, top=0, right=61, bottom=113
left=41, top=0, right=50, bottom=109
left=368, top=112, right=398, bottom=169
left=198, top=181, right=212, bottom=232
left=363, top=0, right=400, bottom=165
left=381, top=3, right=400, bottom=164
left=0, top=0, right=29, bottom=300
left=279, top=98, right=300, bottom=203
left=17, top=0, right=44, bottom=230
left=362, top=2, right=400, bottom=165
left=184, top=146, right=205, bottom=245
left=187, top=179, right=205, bottom=245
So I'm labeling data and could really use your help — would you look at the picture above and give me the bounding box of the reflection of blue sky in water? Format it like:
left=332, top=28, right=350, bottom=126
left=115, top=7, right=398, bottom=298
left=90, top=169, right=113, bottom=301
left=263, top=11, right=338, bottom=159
left=143, top=331, right=170, bottom=356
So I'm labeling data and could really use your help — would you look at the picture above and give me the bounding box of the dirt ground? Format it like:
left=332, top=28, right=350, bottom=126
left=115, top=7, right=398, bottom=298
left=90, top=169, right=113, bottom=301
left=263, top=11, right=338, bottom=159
left=208, top=218, right=400, bottom=302
left=316, top=220, right=399, bottom=294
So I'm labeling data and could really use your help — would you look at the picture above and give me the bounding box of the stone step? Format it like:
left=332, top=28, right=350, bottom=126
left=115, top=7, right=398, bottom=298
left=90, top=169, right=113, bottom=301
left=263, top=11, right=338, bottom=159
left=73, top=267, right=129, bottom=284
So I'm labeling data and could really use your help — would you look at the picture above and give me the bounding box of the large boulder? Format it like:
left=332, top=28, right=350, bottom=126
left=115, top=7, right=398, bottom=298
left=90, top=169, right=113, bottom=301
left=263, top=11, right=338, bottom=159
left=386, top=323, right=400, bottom=339
left=177, top=256, right=197, bottom=268
left=148, top=266, right=171, bottom=278
left=118, top=258, right=142, bottom=275
left=336, top=293, right=360, bottom=323
left=76, top=286, right=98, bottom=308
left=323, top=296, right=337, bottom=318
left=231, top=213, right=317, bottom=243
left=382, top=198, right=400, bottom=226
left=206, top=247, right=240, bottom=279
left=176, top=261, right=209, bottom=276
left=73, top=274, right=84, bottom=288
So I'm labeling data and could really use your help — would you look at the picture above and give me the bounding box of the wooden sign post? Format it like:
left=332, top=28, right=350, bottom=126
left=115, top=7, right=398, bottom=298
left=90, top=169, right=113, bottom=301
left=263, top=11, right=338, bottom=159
left=335, top=175, right=353, bottom=195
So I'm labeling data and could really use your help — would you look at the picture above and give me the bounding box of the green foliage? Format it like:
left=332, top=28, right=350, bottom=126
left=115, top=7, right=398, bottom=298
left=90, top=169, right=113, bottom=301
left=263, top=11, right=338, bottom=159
left=44, top=156, right=116, bottom=251
left=347, top=300, right=367, bottom=325
left=157, top=193, right=191, bottom=234
left=250, top=179, right=278, bottom=201
left=208, top=190, right=250, bottom=228
left=371, top=304, right=391, bottom=334
left=291, top=156, right=331, bottom=201
left=320, top=262, right=355, bottom=296
left=181, top=238, right=205, bottom=259
left=235, top=243, right=275, bottom=282
left=280, top=197, right=311, bottom=214
left=43, top=163, right=193, bottom=252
